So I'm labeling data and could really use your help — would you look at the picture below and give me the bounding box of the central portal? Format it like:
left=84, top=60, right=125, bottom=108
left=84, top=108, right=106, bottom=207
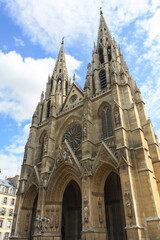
left=104, top=172, right=127, bottom=240
left=62, top=180, right=82, bottom=240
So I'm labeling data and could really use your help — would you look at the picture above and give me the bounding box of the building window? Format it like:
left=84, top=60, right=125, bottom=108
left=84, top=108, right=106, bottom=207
left=3, top=197, right=7, bottom=205
left=0, top=220, right=3, bottom=228
left=5, top=187, right=9, bottom=194
left=98, top=47, right=104, bottom=64
left=99, top=70, right=107, bottom=89
left=9, top=209, right=13, bottom=217
left=46, top=100, right=51, bottom=118
left=11, top=199, right=15, bottom=206
left=0, top=208, right=6, bottom=216
left=6, top=221, right=11, bottom=229
left=101, top=106, right=113, bottom=139
left=4, top=232, right=9, bottom=240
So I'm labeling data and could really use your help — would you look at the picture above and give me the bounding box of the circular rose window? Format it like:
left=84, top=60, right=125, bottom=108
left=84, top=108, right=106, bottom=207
left=62, top=125, right=82, bottom=150
left=69, top=94, right=77, bottom=103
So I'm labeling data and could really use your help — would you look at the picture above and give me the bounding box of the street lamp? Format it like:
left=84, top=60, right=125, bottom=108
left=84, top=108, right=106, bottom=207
left=35, top=216, right=49, bottom=239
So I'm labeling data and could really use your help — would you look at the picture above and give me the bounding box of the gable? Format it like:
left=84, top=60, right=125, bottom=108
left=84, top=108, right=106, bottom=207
left=61, top=83, right=84, bottom=111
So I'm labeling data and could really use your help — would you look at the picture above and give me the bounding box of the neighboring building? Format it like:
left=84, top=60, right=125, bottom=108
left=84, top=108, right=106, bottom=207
left=0, top=179, right=17, bottom=240
left=10, top=11, right=160, bottom=240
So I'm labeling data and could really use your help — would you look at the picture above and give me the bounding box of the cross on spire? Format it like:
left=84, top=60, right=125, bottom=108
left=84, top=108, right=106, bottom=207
left=62, top=37, right=64, bottom=44
left=100, top=7, right=103, bottom=15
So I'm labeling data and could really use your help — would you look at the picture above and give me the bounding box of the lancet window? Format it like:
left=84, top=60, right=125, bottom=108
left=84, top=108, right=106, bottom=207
left=99, top=47, right=104, bottom=64
left=99, top=70, right=107, bottom=89
left=107, top=46, right=112, bottom=61
left=46, top=100, right=51, bottom=118
left=101, top=106, right=113, bottom=138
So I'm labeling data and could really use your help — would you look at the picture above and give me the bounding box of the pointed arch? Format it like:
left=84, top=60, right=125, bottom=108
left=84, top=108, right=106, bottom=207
left=98, top=102, right=113, bottom=138
left=99, top=69, right=107, bottom=89
left=46, top=163, right=81, bottom=202
left=39, top=130, right=48, bottom=161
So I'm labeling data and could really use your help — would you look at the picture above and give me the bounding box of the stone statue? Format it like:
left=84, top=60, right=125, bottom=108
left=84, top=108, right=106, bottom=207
left=84, top=195, right=89, bottom=223
left=98, top=198, right=103, bottom=223
left=25, top=212, right=30, bottom=231
left=124, top=184, right=132, bottom=218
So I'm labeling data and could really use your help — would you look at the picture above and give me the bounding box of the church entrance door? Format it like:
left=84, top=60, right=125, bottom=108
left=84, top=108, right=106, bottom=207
left=62, top=180, right=82, bottom=240
left=104, top=172, right=127, bottom=240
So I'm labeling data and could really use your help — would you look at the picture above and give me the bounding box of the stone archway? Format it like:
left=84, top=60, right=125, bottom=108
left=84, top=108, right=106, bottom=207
left=104, top=172, right=127, bottom=240
left=30, top=194, right=38, bottom=239
left=62, top=180, right=82, bottom=240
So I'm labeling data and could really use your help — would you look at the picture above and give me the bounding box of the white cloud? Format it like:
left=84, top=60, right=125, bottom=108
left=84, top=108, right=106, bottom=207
left=14, top=37, right=25, bottom=47
left=0, top=123, right=30, bottom=179
left=1, top=0, right=153, bottom=52
left=0, top=50, right=82, bottom=122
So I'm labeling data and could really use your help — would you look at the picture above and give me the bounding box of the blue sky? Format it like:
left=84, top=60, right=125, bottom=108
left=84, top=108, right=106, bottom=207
left=0, top=0, right=160, bottom=179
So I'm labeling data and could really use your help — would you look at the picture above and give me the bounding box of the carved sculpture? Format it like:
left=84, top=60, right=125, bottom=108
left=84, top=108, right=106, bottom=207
left=98, top=198, right=103, bottom=223
left=25, top=212, right=30, bottom=231
left=124, top=184, right=132, bottom=218
left=84, top=195, right=89, bottom=223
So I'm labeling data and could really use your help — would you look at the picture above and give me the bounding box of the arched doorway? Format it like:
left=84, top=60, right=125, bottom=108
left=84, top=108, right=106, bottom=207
left=62, top=180, right=82, bottom=240
left=104, top=172, right=127, bottom=240
left=30, top=194, right=38, bottom=239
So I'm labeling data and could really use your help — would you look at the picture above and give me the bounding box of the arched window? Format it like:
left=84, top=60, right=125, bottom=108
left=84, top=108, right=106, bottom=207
left=40, top=137, right=44, bottom=162
left=101, top=106, right=113, bottom=138
left=46, top=100, right=51, bottom=118
left=50, top=79, right=53, bottom=91
left=99, top=70, right=107, bottom=89
left=40, top=134, right=48, bottom=162
left=107, top=46, right=112, bottom=61
left=99, top=47, right=104, bottom=64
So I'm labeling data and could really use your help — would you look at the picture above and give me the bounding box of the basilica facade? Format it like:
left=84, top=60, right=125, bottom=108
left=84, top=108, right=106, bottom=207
left=10, top=11, right=160, bottom=240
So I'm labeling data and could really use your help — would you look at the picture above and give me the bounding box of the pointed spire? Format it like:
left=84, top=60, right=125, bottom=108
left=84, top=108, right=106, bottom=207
left=52, top=41, right=68, bottom=81
left=97, top=10, right=112, bottom=47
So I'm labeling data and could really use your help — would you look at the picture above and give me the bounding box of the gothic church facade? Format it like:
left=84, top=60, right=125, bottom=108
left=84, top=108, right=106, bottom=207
left=10, top=11, right=160, bottom=240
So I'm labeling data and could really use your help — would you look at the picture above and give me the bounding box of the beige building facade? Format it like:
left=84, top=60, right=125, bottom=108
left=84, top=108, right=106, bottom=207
left=0, top=179, right=16, bottom=240
left=10, top=11, right=160, bottom=240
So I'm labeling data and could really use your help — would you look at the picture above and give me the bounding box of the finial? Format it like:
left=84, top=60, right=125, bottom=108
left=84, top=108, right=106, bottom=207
left=62, top=37, right=64, bottom=45
left=100, top=7, right=103, bottom=15
left=73, top=73, right=75, bottom=82
left=40, top=91, right=44, bottom=103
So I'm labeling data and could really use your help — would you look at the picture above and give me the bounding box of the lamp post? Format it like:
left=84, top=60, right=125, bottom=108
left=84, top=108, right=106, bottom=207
left=34, top=216, right=49, bottom=240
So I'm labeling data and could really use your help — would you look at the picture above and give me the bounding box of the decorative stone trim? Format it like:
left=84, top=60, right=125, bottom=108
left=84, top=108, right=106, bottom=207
left=146, top=217, right=160, bottom=222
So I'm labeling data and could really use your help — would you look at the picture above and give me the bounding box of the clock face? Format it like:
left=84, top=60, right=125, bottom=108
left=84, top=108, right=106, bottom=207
left=69, top=94, right=77, bottom=103
left=62, top=125, right=82, bottom=150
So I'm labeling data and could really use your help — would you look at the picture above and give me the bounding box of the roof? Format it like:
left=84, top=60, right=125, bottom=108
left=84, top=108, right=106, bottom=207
left=0, top=179, right=16, bottom=189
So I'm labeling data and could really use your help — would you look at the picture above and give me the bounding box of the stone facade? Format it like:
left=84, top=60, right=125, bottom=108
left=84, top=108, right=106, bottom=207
left=10, top=11, right=160, bottom=240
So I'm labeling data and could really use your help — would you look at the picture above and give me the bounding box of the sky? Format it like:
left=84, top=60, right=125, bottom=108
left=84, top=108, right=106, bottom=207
left=0, top=0, right=160, bottom=179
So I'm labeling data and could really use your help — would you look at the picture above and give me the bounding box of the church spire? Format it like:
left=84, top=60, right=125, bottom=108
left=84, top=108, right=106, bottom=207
left=97, top=10, right=112, bottom=47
